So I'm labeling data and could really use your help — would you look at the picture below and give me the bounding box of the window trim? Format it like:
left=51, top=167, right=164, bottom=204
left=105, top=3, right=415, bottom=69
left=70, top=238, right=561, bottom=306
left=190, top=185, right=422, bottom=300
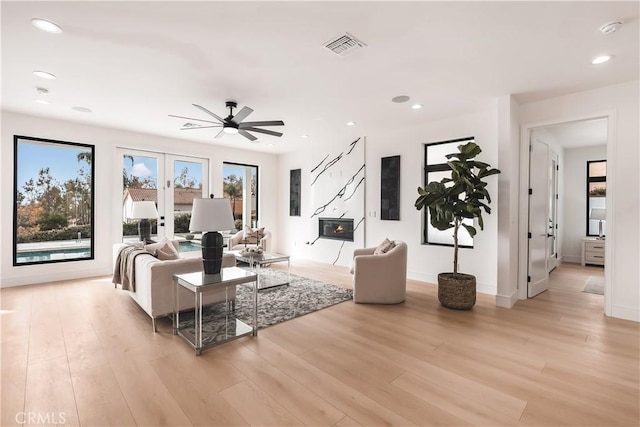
left=586, top=159, right=606, bottom=237
left=223, top=161, right=259, bottom=226
left=13, top=135, right=95, bottom=266
left=422, top=137, right=474, bottom=248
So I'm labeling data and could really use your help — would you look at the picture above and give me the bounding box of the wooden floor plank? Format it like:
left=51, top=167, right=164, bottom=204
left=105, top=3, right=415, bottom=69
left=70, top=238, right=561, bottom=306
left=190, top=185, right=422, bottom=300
left=220, top=380, right=304, bottom=426
left=1, top=262, right=638, bottom=426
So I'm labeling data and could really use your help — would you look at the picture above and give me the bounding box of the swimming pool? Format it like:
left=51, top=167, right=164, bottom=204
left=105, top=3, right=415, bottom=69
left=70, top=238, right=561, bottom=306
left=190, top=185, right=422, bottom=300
left=16, top=246, right=92, bottom=263
left=179, top=240, right=201, bottom=252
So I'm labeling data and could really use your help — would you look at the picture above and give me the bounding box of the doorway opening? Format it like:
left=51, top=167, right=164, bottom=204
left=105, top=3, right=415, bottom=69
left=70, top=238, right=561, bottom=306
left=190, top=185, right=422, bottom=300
left=522, top=116, right=609, bottom=308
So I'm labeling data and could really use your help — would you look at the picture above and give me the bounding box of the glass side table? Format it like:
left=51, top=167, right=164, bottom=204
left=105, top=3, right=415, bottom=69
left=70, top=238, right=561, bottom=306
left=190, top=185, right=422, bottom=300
left=173, top=267, right=258, bottom=355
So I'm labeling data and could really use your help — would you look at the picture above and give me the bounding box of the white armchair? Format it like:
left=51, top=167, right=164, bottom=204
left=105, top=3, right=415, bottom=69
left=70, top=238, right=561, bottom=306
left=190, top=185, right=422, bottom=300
left=351, top=241, right=407, bottom=304
left=228, top=227, right=271, bottom=251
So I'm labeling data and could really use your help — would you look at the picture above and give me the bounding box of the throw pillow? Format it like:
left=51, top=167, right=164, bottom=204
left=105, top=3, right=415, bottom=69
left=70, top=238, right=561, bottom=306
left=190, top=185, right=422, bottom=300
left=156, top=242, right=179, bottom=260
left=242, top=225, right=265, bottom=244
left=144, top=237, right=171, bottom=255
left=374, top=238, right=396, bottom=255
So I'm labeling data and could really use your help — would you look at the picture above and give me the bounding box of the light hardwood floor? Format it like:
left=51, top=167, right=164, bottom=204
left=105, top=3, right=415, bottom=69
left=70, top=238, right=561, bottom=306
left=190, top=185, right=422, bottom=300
left=1, top=261, right=638, bottom=426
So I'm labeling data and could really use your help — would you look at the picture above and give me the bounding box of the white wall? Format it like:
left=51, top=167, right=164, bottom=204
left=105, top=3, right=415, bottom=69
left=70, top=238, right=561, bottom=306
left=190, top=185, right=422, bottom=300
left=277, top=137, right=365, bottom=267
left=280, top=108, right=502, bottom=294
left=519, top=80, right=640, bottom=322
left=0, top=111, right=279, bottom=287
left=562, top=145, right=607, bottom=263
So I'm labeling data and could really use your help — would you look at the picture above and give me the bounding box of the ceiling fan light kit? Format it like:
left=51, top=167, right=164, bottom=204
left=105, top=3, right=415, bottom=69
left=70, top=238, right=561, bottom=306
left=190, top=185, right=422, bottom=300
left=170, top=100, right=284, bottom=142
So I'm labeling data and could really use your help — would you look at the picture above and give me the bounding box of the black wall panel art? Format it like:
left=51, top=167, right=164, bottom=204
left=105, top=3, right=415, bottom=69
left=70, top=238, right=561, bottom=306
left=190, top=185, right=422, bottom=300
left=289, top=169, right=301, bottom=216
left=380, top=155, right=400, bottom=220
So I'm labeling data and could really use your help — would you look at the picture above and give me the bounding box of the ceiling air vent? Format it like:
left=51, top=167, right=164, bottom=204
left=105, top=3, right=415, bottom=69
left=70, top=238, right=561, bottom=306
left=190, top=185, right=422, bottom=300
left=322, top=32, right=366, bottom=57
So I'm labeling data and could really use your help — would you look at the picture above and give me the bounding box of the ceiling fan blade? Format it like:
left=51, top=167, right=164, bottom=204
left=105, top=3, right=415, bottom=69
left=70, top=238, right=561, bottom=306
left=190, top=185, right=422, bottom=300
left=231, top=106, right=254, bottom=124
left=169, top=114, right=220, bottom=124
left=214, top=128, right=226, bottom=139
left=242, top=127, right=283, bottom=137
left=239, top=120, right=284, bottom=127
left=238, top=129, right=258, bottom=141
left=179, top=125, right=222, bottom=130
left=192, top=104, right=226, bottom=123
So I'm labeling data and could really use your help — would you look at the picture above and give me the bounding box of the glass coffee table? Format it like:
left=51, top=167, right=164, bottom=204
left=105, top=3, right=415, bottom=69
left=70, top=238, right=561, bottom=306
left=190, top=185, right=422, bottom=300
left=231, top=251, right=290, bottom=290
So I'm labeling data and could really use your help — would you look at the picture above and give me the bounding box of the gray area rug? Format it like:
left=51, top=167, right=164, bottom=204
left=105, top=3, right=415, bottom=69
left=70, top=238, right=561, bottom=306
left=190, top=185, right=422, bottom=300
left=583, top=276, right=604, bottom=295
left=177, top=268, right=352, bottom=346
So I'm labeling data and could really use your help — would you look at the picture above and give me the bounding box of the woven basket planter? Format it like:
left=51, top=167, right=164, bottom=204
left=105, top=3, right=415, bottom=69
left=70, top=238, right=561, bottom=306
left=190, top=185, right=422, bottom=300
left=437, top=273, right=476, bottom=310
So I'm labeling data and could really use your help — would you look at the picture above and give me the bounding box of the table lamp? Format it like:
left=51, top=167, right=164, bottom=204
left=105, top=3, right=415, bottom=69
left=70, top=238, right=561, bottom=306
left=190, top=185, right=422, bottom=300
left=590, top=208, right=606, bottom=240
left=189, top=197, right=235, bottom=274
left=130, top=200, right=159, bottom=243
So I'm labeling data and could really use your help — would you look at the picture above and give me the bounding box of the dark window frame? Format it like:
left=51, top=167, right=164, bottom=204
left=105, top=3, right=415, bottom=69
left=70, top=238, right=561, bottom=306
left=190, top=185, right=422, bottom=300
left=422, top=137, right=474, bottom=248
left=13, top=135, right=95, bottom=266
left=223, top=161, right=259, bottom=226
left=586, top=159, right=606, bottom=237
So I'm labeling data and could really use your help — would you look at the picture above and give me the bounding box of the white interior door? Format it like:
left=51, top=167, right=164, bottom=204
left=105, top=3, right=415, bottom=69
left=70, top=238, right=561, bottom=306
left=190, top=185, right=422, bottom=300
left=547, top=151, right=559, bottom=272
left=528, top=134, right=550, bottom=297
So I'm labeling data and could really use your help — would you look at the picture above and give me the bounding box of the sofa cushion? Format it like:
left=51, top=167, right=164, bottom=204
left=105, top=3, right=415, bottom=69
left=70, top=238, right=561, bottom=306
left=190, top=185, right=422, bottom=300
left=144, top=237, right=179, bottom=255
left=374, top=238, right=396, bottom=255
left=156, top=242, right=179, bottom=260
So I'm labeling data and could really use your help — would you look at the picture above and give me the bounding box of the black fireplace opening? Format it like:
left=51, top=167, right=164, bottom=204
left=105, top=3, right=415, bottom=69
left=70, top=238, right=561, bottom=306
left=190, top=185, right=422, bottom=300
left=319, top=218, right=354, bottom=242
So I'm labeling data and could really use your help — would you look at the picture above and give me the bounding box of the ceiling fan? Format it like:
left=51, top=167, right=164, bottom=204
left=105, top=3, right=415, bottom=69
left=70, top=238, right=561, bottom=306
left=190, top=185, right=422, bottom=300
left=169, top=101, right=284, bottom=142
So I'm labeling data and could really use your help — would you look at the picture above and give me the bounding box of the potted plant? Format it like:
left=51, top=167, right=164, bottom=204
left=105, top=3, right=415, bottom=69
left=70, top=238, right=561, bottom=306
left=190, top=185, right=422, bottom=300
left=414, top=141, right=500, bottom=309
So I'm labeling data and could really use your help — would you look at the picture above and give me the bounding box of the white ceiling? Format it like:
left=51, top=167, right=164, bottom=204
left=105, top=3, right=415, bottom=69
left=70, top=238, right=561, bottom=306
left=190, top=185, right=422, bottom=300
left=543, top=118, right=608, bottom=149
left=2, top=1, right=638, bottom=154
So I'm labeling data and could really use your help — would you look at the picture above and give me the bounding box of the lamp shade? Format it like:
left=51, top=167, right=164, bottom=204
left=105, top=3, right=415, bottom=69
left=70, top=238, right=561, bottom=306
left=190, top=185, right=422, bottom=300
left=590, top=208, right=606, bottom=221
left=189, top=198, right=235, bottom=232
left=130, top=201, right=159, bottom=219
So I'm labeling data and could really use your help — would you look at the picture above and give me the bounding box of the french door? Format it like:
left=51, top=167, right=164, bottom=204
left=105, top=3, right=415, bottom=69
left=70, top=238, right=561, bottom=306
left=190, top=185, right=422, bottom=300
left=119, top=148, right=209, bottom=242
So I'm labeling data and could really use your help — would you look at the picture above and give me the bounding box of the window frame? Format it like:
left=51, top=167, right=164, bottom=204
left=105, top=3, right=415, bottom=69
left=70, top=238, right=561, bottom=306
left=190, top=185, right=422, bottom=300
left=586, top=159, right=606, bottom=237
left=13, top=135, right=95, bottom=266
left=223, top=161, right=259, bottom=227
left=422, top=137, right=474, bottom=248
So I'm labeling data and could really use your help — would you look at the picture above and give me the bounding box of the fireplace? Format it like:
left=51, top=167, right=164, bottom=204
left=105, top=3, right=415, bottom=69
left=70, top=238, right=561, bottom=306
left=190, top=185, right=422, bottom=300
left=319, top=218, right=354, bottom=242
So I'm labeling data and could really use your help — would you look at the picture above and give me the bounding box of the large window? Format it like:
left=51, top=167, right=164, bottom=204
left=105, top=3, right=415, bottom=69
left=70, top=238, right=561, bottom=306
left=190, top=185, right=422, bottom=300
left=586, top=160, right=606, bottom=236
left=223, top=162, right=258, bottom=231
left=14, top=136, right=94, bottom=265
left=422, top=137, right=474, bottom=247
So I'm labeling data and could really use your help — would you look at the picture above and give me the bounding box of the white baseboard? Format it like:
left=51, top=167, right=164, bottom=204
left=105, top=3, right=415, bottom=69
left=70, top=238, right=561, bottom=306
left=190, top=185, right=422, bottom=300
left=0, top=268, right=112, bottom=288
left=495, top=289, right=519, bottom=308
left=611, top=305, right=640, bottom=322
left=407, top=271, right=496, bottom=295
left=561, top=255, right=581, bottom=264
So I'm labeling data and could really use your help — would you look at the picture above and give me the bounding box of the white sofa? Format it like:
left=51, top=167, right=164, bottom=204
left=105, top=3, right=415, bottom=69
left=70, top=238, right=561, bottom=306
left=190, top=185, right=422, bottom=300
left=113, top=242, right=236, bottom=331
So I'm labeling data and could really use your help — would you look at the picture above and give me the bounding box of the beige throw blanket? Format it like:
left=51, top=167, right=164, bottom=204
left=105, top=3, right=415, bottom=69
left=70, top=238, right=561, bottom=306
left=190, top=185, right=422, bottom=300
left=112, top=245, right=150, bottom=292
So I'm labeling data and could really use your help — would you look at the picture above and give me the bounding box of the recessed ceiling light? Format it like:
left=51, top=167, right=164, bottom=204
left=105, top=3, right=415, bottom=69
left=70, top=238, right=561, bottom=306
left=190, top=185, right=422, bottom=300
left=301, top=134, right=309, bottom=138
left=392, top=95, right=410, bottom=103
left=31, top=18, right=62, bottom=34
left=600, top=21, right=622, bottom=35
left=34, top=99, right=49, bottom=105
left=33, top=70, right=56, bottom=79
left=72, top=106, right=92, bottom=113
left=411, top=103, right=423, bottom=110
left=346, top=121, right=356, bottom=126
left=592, top=55, right=612, bottom=65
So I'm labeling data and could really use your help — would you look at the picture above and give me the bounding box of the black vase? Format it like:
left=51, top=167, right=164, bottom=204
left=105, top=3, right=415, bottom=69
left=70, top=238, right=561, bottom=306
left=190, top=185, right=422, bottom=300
left=201, top=231, right=224, bottom=274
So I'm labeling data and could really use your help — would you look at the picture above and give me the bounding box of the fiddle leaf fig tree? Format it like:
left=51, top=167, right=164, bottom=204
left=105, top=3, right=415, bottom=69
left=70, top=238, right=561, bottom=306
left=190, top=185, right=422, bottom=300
left=415, top=142, right=500, bottom=276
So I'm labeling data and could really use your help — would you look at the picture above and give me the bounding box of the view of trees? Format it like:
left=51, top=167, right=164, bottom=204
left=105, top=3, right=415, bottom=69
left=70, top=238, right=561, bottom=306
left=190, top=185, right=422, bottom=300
left=16, top=144, right=93, bottom=244
left=223, top=174, right=243, bottom=217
